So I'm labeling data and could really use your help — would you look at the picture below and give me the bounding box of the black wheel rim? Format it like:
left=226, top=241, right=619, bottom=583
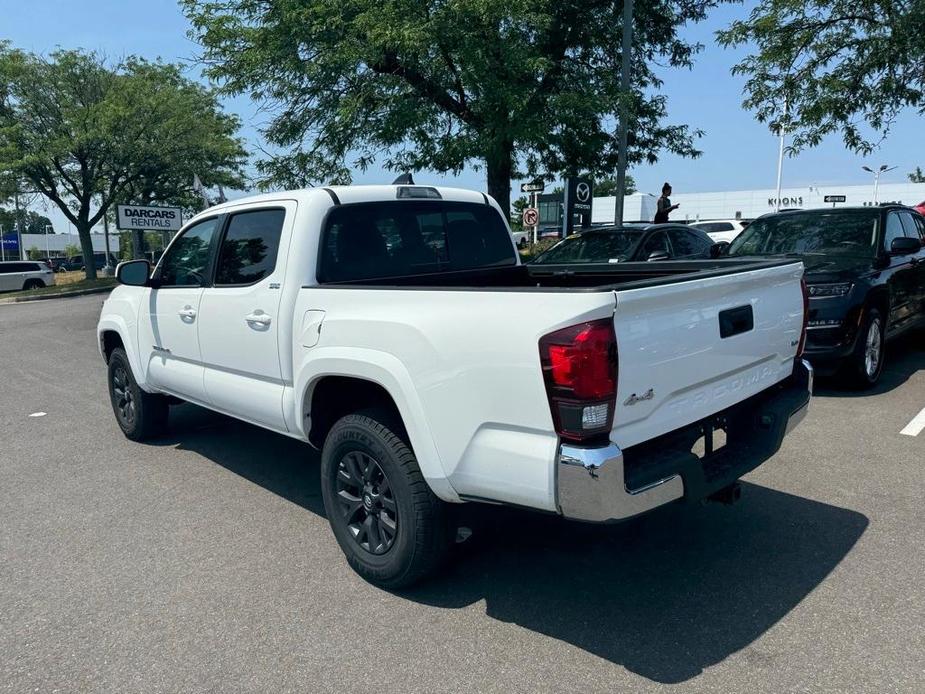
left=111, top=365, right=136, bottom=426
left=335, top=451, right=397, bottom=555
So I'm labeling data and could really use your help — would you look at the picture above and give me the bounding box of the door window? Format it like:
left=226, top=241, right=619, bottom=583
left=899, top=212, right=923, bottom=245
left=215, top=209, right=286, bottom=286
left=641, top=231, right=671, bottom=258
left=668, top=229, right=711, bottom=258
left=157, top=218, right=220, bottom=287
left=884, top=212, right=908, bottom=251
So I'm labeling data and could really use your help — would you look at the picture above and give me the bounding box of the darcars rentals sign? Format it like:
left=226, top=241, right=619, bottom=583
left=116, top=205, right=183, bottom=232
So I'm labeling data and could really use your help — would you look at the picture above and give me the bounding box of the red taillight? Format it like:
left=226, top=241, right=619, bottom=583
left=796, top=277, right=809, bottom=358
left=539, top=319, right=617, bottom=442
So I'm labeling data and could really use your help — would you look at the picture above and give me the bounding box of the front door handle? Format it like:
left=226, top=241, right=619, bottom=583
left=178, top=306, right=197, bottom=320
left=245, top=312, right=272, bottom=327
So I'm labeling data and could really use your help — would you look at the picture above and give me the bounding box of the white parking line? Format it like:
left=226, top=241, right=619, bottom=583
left=900, top=407, right=925, bottom=437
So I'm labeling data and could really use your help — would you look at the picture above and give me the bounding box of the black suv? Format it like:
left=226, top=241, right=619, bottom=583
left=728, top=205, right=925, bottom=387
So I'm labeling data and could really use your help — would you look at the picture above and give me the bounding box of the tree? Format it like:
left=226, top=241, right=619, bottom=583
left=718, top=0, right=925, bottom=154
left=184, top=0, right=720, bottom=215
left=26, top=245, right=40, bottom=260
left=0, top=46, right=247, bottom=279
left=595, top=176, right=637, bottom=196
left=0, top=208, right=53, bottom=234
left=63, top=243, right=80, bottom=258
left=910, top=167, right=925, bottom=184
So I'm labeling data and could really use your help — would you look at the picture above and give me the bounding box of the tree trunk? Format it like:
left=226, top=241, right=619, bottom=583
left=77, top=218, right=98, bottom=281
left=485, top=142, right=513, bottom=224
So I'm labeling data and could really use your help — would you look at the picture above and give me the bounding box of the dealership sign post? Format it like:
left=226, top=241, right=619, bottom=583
left=824, top=195, right=847, bottom=207
left=116, top=205, right=183, bottom=260
left=116, top=205, right=183, bottom=232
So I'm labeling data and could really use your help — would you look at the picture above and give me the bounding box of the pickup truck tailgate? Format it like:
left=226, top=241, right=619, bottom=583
left=611, top=262, right=805, bottom=448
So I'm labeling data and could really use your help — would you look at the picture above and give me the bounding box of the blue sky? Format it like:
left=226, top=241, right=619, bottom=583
left=3, top=0, right=923, bottom=229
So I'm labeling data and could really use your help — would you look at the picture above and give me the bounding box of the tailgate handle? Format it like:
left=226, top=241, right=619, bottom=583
left=719, top=305, right=754, bottom=338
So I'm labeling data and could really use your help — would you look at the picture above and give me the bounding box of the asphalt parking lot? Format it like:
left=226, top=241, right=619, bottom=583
left=1, top=295, right=923, bottom=693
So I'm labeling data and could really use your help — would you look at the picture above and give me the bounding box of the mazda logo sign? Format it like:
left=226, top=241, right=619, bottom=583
left=575, top=182, right=590, bottom=202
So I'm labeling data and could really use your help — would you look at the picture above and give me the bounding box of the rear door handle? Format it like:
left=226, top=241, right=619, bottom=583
left=245, top=312, right=272, bottom=327
left=178, top=306, right=197, bottom=319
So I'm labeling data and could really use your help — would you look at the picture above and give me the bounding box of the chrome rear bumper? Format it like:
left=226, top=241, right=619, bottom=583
left=556, top=360, right=813, bottom=523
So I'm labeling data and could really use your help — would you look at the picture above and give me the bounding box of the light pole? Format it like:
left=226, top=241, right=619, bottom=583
left=613, top=0, right=634, bottom=226
left=774, top=99, right=788, bottom=212
left=862, top=165, right=897, bottom=204
left=44, top=224, right=52, bottom=259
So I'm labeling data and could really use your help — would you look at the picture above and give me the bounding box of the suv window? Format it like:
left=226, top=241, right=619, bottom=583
left=898, top=211, right=923, bottom=244
left=668, top=228, right=711, bottom=257
left=320, top=201, right=514, bottom=282
left=914, top=214, right=925, bottom=241
left=641, top=230, right=671, bottom=258
left=157, top=217, right=221, bottom=287
left=884, top=212, right=908, bottom=251
left=215, top=209, right=285, bottom=285
left=0, top=262, right=31, bottom=273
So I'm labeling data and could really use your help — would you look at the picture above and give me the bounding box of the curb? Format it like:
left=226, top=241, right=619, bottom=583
left=0, top=285, right=114, bottom=304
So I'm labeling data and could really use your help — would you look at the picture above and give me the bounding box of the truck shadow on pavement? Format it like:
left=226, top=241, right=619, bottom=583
left=814, top=331, right=924, bottom=397
left=159, top=404, right=868, bottom=685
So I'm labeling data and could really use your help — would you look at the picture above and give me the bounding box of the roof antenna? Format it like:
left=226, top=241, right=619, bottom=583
left=392, top=173, right=415, bottom=185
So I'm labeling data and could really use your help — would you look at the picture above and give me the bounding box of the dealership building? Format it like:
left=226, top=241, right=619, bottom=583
left=536, top=181, right=925, bottom=232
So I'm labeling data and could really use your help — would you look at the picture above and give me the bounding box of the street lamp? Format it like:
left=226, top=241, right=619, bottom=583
left=862, top=164, right=897, bottom=205
left=44, top=224, right=52, bottom=259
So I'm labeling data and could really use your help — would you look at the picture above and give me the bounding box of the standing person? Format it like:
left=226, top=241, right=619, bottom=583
left=654, top=182, right=679, bottom=223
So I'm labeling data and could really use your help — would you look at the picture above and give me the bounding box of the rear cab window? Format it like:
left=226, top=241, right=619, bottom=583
left=319, top=201, right=515, bottom=283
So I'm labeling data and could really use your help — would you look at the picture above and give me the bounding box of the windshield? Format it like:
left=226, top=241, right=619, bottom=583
left=728, top=210, right=879, bottom=258
left=532, top=231, right=641, bottom=264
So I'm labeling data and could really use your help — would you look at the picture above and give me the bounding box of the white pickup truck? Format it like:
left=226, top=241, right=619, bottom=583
left=98, top=184, right=812, bottom=587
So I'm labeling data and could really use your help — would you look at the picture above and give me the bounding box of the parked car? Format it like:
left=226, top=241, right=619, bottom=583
left=58, top=253, right=117, bottom=272
left=690, top=219, right=749, bottom=244
left=530, top=224, right=719, bottom=264
left=511, top=229, right=530, bottom=248
left=98, top=184, right=811, bottom=587
left=727, top=205, right=925, bottom=387
left=0, top=260, right=57, bottom=292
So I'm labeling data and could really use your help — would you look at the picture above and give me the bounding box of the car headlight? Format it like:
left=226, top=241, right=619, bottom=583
left=807, top=282, right=852, bottom=297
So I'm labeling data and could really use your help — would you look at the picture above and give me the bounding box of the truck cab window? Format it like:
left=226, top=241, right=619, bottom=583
left=157, top=217, right=220, bottom=287
left=215, top=209, right=285, bottom=285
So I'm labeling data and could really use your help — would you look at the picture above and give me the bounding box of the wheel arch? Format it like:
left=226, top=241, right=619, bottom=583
left=97, top=316, right=151, bottom=392
left=295, top=350, right=458, bottom=503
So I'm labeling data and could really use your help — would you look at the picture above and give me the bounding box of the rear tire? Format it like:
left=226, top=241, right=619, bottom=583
left=22, top=279, right=44, bottom=290
left=320, top=411, right=452, bottom=588
left=846, top=307, right=886, bottom=389
left=107, top=348, right=169, bottom=441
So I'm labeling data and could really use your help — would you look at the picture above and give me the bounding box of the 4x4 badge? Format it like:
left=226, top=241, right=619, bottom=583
left=624, top=388, right=654, bottom=406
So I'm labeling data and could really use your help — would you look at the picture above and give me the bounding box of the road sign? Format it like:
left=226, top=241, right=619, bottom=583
left=824, top=195, right=847, bottom=203
left=522, top=208, right=539, bottom=226
left=116, top=204, right=183, bottom=232
left=521, top=181, right=545, bottom=193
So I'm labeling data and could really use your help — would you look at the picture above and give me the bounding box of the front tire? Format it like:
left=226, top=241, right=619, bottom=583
left=847, top=308, right=886, bottom=388
left=320, top=412, right=451, bottom=588
left=22, top=279, right=44, bottom=290
left=107, top=348, right=169, bottom=441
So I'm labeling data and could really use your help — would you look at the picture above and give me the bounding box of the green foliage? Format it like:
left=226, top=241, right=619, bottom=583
left=718, top=0, right=925, bottom=154
left=26, top=245, right=41, bottom=260
left=595, top=176, right=636, bottom=196
left=0, top=208, right=53, bottom=234
left=0, top=44, right=247, bottom=279
left=63, top=243, right=80, bottom=258
left=910, top=167, right=925, bottom=184
left=183, top=0, right=723, bottom=213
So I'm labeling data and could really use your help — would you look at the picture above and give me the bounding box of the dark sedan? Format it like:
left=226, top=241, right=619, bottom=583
left=727, top=205, right=925, bottom=387
left=530, top=224, right=718, bottom=265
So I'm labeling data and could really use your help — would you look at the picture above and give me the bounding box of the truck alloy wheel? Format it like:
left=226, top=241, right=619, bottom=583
left=335, top=451, right=398, bottom=555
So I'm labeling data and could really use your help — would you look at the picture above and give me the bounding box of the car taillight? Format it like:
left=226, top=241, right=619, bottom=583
left=539, top=318, right=617, bottom=442
left=796, top=277, right=809, bottom=358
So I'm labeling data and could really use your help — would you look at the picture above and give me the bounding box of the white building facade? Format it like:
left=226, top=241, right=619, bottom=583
left=592, top=182, right=925, bottom=225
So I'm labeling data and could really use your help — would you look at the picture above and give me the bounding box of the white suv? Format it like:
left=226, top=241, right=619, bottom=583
left=690, top=220, right=748, bottom=244
left=0, top=261, right=56, bottom=292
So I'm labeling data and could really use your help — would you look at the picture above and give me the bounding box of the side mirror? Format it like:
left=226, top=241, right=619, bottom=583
left=647, top=250, right=670, bottom=262
left=116, top=259, right=151, bottom=287
left=890, top=237, right=922, bottom=255
left=710, top=241, right=730, bottom=258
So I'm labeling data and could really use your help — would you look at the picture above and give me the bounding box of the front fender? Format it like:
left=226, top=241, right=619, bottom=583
left=97, top=295, right=151, bottom=393
left=291, top=346, right=459, bottom=503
